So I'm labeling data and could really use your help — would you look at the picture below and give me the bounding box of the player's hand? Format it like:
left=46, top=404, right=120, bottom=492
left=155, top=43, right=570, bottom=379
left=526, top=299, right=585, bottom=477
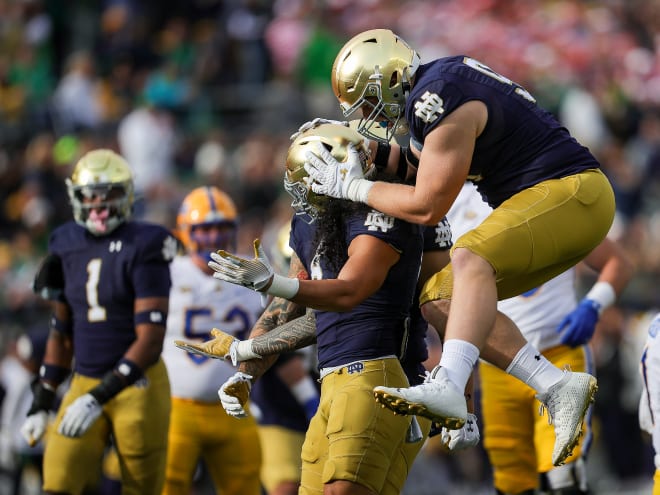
left=209, top=239, right=274, bottom=292
left=175, top=328, right=243, bottom=366
left=218, top=372, right=253, bottom=418
left=20, top=410, right=48, bottom=447
left=556, top=298, right=600, bottom=347
left=304, top=142, right=371, bottom=202
left=290, top=118, right=348, bottom=141
left=58, top=393, right=102, bottom=437
left=441, top=413, right=480, bottom=450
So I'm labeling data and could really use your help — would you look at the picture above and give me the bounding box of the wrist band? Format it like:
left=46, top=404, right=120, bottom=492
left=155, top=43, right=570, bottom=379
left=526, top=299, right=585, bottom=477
left=585, top=281, right=616, bottom=314
left=39, top=363, right=71, bottom=385
left=267, top=274, right=300, bottom=299
left=235, top=339, right=260, bottom=363
left=347, top=178, right=374, bottom=203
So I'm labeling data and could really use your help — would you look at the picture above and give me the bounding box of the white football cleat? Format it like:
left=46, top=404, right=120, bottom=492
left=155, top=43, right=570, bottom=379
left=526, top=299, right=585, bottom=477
left=373, top=366, right=467, bottom=429
left=536, top=371, right=598, bottom=466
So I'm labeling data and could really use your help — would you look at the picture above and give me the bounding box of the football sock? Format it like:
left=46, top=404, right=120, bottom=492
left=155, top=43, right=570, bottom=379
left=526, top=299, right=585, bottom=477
left=506, top=342, right=564, bottom=394
left=438, top=339, right=479, bottom=390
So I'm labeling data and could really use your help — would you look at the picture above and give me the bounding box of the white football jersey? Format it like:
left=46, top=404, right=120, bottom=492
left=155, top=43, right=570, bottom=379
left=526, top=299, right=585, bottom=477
left=447, top=183, right=578, bottom=351
left=163, top=255, right=264, bottom=401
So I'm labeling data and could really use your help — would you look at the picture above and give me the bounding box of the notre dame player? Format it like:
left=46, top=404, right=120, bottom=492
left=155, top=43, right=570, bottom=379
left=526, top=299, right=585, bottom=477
left=21, top=149, right=177, bottom=495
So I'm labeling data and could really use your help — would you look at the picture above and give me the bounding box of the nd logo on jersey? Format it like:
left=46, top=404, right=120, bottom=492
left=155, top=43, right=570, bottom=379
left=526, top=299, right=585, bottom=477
left=365, top=211, right=394, bottom=232
left=414, top=91, right=444, bottom=123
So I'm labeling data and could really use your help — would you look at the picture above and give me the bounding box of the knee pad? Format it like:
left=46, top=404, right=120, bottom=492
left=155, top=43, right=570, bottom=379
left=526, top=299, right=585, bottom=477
left=540, top=457, right=588, bottom=494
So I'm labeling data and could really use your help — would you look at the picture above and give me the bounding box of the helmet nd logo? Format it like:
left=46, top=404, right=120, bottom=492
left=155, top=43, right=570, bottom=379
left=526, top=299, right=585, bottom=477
left=414, top=91, right=445, bottom=123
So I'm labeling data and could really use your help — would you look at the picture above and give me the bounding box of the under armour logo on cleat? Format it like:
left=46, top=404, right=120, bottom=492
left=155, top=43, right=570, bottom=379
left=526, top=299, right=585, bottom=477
left=534, top=354, right=541, bottom=360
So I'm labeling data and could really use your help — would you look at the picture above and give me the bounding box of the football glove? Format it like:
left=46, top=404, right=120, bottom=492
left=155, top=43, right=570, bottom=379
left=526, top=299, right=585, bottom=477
left=208, top=239, right=299, bottom=299
left=290, top=118, right=348, bottom=141
left=304, top=142, right=373, bottom=203
left=218, top=372, right=253, bottom=418
left=441, top=413, right=480, bottom=450
left=58, top=393, right=103, bottom=437
left=175, top=328, right=241, bottom=365
left=557, top=298, right=600, bottom=347
left=20, top=411, right=49, bottom=447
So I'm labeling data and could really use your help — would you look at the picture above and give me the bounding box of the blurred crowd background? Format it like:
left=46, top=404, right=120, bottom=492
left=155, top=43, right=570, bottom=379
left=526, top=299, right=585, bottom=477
left=0, top=0, right=659, bottom=493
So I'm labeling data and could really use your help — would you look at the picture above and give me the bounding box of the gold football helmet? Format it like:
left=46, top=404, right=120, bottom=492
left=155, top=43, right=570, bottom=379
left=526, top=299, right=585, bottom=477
left=177, top=186, right=238, bottom=260
left=66, top=149, right=134, bottom=236
left=284, top=123, right=374, bottom=223
left=332, top=28, right=420, bottom=143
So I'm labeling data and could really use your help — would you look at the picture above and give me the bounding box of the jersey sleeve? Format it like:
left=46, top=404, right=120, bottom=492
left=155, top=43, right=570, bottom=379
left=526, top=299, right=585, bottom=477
left=131, top=225, right=177, bottom=299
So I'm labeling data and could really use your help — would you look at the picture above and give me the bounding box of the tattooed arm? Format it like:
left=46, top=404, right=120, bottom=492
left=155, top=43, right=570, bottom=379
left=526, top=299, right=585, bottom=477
left=239, top=252, right=313, bottom=381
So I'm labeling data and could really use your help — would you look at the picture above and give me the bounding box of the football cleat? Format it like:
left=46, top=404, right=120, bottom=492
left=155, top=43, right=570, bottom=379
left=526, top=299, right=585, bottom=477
left=174, top=328, right=237, bottom=362
left=536, top=370, right=598, bottom=466
left=285, top=123, right=374, bottom=224
left=373, top=366, right=467, bottom=429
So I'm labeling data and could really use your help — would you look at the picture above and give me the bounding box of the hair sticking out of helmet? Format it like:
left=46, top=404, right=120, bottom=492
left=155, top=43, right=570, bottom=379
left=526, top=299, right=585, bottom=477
left=176, top=186, right=238, bottom=262
left=284, top=123, right=374, bottom=224
left=66, top=149, right=135, bottom=236
left=331, top=28, right=420, bottom=144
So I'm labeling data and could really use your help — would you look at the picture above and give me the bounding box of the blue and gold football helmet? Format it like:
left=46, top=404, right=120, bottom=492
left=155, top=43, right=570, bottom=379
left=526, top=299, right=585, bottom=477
left=284, top=123, right=374, bottom=224
left=66, top=149, right=134, bottom=236
left=331, top=28, right=420, bottom=143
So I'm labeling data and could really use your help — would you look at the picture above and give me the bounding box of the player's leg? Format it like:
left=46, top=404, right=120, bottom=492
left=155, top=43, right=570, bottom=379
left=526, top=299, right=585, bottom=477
left=42, top=374, right=111, bottom=494
left=110, top=359, right=170, bottom=495
left=258, top=425, right=305, bottom=495
left=203, top=401, right=262, bottom=495
left=161, top=398, right=204, bottom=495
left=480, top=361, right=538, bottom=493
left=301, top=358, right=410, bottom=495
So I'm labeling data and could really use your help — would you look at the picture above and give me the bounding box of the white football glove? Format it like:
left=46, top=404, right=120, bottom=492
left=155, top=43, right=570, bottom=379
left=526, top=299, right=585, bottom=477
left=20, top=410, right=49, bottom=447
left=208, top=239, right=299, bottom=299
left=58, top=393, right=103, bottom=437
left=218, top=372, right=253, bottom=418
left=441, top=413, right=480, bottom=450
left=290, top=118, right=348, bottom=141
left=304, top=142, right=373, bottom=203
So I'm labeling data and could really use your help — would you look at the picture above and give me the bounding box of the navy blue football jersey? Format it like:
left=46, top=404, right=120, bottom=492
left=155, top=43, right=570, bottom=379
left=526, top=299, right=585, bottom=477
left=48, top=221, right=176, bottom=377
left=406, top=56, right=600, bottom=207
left=290, top=210, right=423, bottom=370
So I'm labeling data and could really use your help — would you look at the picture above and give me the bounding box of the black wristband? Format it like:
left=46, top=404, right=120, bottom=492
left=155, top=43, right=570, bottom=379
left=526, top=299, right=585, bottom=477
left=27, top=382, right=56, bottom=415
left=374, top=142, right=391, bottom=171
left=89, top=371, right=126, bottom=405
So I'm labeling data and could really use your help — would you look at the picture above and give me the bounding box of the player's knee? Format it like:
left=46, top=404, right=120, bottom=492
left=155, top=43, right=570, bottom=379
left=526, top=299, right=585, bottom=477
left=540, top=457, right=589, bottom=494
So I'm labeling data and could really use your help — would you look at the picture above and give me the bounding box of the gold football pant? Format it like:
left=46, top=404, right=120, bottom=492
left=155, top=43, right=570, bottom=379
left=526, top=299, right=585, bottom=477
left=163, top=397, right=262, bottom=495
left=258, top=425, right=305, bottom=492
left=479, top=345, right=593, bottom=493
left=420, top=169, right=615, bottom=303
left=300, top=357, right=420, bottom=495
left=43, top=359, right=170, bottom=495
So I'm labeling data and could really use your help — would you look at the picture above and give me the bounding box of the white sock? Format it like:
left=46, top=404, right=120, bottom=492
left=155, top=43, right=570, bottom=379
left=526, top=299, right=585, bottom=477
left=506, top=342, right=565, bottom=394
left=438, top=339, right=480, bottom=390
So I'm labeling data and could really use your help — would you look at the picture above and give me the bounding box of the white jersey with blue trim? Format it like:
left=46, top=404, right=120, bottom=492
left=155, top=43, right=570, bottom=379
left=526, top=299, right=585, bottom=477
left=163, top=255, right=264, bottom=401
left=447, top=182, right=578, bottom=351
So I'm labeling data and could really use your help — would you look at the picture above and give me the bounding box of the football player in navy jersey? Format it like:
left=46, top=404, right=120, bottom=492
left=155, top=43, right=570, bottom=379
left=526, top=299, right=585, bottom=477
left=20, top=149, right=176, bottom=495
left=303, top=28, right=615, bottom=467
left=202, top=123, right=430, bottom=495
